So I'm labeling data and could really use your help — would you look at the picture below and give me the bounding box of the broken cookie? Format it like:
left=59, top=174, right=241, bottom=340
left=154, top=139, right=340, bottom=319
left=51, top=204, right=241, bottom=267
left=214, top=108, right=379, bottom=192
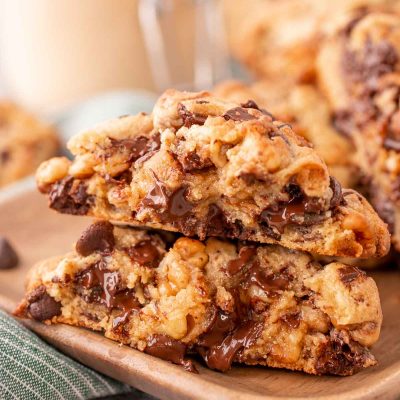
left=15, top=221, right=382, bottom=375
left=35, top=90, right=389, bottom=258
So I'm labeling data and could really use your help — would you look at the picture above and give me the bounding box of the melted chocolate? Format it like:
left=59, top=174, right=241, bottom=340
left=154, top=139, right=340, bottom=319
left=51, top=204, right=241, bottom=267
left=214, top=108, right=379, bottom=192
left=49, top=176, right=93, bottom=215
left=76, top=260, right=119, bottom=308
left=202, top=320, right=264, bottom=372
left=145, top=334, right=197, bottom=373
left=178, top=103, right=207, bottom=128
left=75, top=261, right=141, bottom=328
left=141, top=172, right=169, bottom=210
left=223, top=107, right=257, bottom=122
left=226, top=246, right=257, bottom=275
left=204, top=204, right=242, bottom=239
left=329, top=177, right=343, bottom=208
left=242, top=262, right=290, bottom=293
left=127, top=239, right=160, bottom=267
left=111, top=289, right=140, bottom=329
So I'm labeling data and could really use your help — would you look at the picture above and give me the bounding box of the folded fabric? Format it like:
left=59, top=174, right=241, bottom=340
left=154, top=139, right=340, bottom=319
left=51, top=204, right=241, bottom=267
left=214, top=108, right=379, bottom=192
left=0, top=309, right=133, bottom=400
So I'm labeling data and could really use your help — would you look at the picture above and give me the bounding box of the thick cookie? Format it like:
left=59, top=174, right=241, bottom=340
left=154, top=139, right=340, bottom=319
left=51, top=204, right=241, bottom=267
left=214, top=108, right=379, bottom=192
left=0, top=102, right=59, bottom=187
left=317, top=10, right=400, bottom=250
left=15, top=221, right=382, bottom=375
left=35, top=90, right=390, bottom=258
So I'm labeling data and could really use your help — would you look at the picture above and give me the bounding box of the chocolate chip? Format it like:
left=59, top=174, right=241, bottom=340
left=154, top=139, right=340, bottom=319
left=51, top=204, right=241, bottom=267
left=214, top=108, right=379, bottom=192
left=241, top=100, right=274, bottom=119
left=329, top=177, right=343, bottom=208
left=145, top=334, right=197, bottom=373
left=76, top=221, right=115, bottom=256
left=28, top=286, right=61, bottom=321
left=222, top=107, right=257, bottom=122
left=315, top=330, right=371, bottom=376
left=109, top=133, right=161, bottom=163
left=180, top=151, right=214, bottom=172
left=127, top=239, right=161, bottom=267
left=0, top=237, right=19, bottom=269
left=339, top=266, right=366, bottom=287
left=49, top=177, right=93, bottom=215
left=178, top=103, right=207, bottom=128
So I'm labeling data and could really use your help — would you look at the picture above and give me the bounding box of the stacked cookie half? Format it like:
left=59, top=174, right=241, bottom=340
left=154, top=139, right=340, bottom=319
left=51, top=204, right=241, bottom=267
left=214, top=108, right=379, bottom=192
left=15, top=90, right=389, bottom=376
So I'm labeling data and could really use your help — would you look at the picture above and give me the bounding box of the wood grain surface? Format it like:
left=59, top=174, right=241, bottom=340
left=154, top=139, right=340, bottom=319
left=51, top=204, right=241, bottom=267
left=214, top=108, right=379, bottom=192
left=0, top=187, right=400, bottom=400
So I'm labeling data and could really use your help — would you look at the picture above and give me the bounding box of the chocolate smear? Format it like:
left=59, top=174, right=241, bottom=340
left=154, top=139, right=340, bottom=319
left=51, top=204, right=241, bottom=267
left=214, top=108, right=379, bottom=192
left=226, top=246, right=256, bottom=275
left=145, top=334, right=197, bottom=373
left=75, top=221, right=115, bottom=257
left=0, top=236, right=19, bottom=269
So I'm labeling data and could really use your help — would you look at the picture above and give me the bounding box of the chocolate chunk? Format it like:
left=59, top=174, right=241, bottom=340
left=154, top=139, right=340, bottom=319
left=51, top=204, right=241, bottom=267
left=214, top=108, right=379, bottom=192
left=226, top=246, right=257, bottom=275
left=75, top=260, right=120, bottom=307
left=75, top=221, right=115, bottom=257
left=109, top=133, right=161, bottom=163
left=127, top=239, right=160, bottom=267
left=339, top=266, right=366, bottom=287
left=28, top=286, right=61, bottom=321
left=329, top=177, right=343, bottom=208
left=180, top=151, right=214, bottom=172
left=242, top=262, right=291, bottom=293
left=0, top=237, right=19, bottom=269
left=315, top=330, right=370, bottom=376
left=145, top=334, right=197, bottom=373
left=241, top=100, right=274, bottom=119
left=222, top=107, right=257, bottom=122
left=178, top=103, right=207, bottom=128
left=49, top=176, right=93, bottom=215
left=203, top=320, right=264, bottom=372
left=204, top=204, right=242, bottom=239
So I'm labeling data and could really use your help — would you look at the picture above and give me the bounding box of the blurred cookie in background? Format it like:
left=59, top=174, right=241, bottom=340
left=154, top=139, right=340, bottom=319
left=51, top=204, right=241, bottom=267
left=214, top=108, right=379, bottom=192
left=213, top=80, right=357, bottom=188
left=0, top=102, right=59, bottom=187
left=223, top=0, right=399, bottom=84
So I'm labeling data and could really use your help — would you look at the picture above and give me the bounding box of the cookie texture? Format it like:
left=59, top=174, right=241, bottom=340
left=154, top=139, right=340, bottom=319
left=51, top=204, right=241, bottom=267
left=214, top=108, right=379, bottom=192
left=213, top=80, right=356, bottom=188
left=317, top=10, right=400, bottom=250
left=0, top=102, right=59, bottom=187
left=35, top=90, right=390, bottom=258
left=15, top=222, right=382, bottom=375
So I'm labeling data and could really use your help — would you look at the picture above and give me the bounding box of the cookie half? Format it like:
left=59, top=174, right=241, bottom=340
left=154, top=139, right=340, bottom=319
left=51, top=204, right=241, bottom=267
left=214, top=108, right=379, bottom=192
left=15, top=221, right=382, bottom=375
left=35, top=90, right=389, bottom=258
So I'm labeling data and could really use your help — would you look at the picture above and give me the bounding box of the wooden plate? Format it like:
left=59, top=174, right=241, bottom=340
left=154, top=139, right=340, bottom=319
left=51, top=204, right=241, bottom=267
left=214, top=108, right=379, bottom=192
left=1, top=183, right=400, bottom=400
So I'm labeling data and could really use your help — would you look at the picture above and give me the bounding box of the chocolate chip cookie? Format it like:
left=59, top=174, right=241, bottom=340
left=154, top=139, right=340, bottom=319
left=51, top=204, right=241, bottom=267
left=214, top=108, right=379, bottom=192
left=0, top=102, right=59, bottom=187
left=228, top=0, right=398, bottom=83
left=15, top=221, right=382, bottom=375
left=35, top=90, right=390, bottom=258
left=317, top=10, right=400, bottom=250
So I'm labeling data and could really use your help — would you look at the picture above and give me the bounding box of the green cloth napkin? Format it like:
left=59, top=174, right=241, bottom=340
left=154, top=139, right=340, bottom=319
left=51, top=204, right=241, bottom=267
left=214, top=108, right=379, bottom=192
left=0, top=309, right=132, bottom=400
